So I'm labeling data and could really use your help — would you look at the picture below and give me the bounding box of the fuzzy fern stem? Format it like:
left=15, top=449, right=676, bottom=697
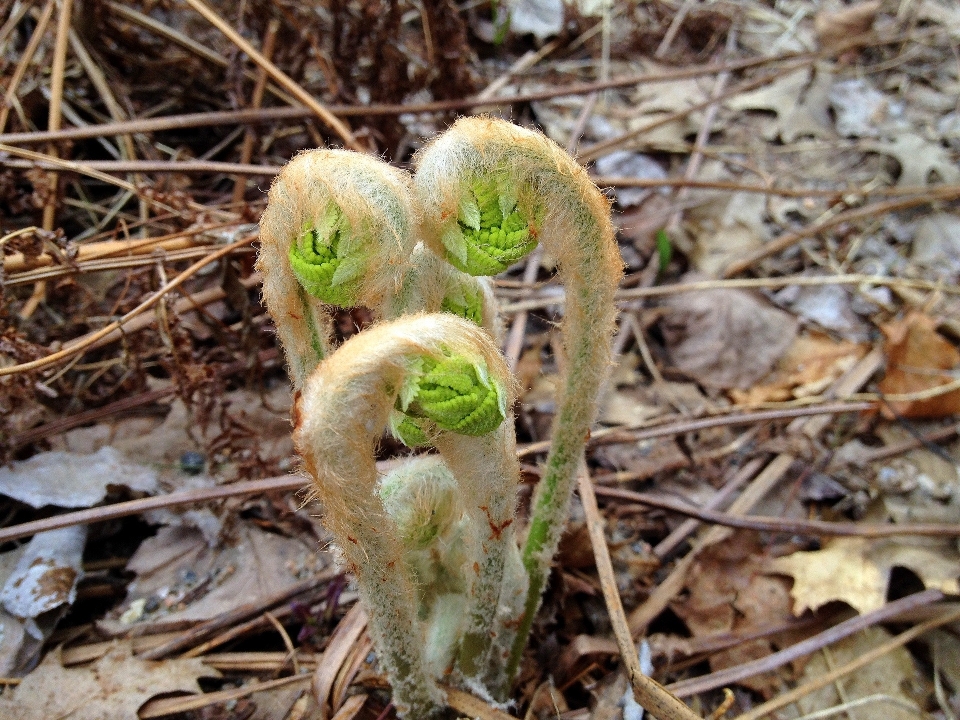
left=293, top=313, right=520, bottom=718
left=257, top=149, right=418, bottom=389
left=414, top=117, right=623, bottom=691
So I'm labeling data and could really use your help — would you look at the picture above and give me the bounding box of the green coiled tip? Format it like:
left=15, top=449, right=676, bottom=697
left=391, top=353, right=506, bottom=447
left=440, top=282, right=484, bottom=326
left=288, top=205, right=366, bottom=307
left=441, top=177, right=538, bottom=276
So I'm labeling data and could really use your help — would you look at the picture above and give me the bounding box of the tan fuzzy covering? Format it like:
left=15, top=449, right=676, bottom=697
left=293, top=313, right=518, bottom=715
left=415, top=118, right=623, bottom=664
left=258, top=149, right=419, bottom=388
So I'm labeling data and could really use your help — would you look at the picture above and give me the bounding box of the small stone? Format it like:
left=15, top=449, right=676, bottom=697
left=179, top=451, right=205, bottom=475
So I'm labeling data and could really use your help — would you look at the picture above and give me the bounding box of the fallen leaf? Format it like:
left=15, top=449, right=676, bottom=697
left=689, top=192, right=771, bottom=275
left=814, top=1, right=881, bottom=52
left=0, top=641, right=219, bottom=720
left=910, top=212, right=960, bottom=275
left=99, top=521, right=326, bottom=635
left=795, top=627, right=924, bottom=720
left=879, top=312, right=960, bottom=418
left=726, top=68, right=811, bottom=140
left=730, top=331, right=868, bottom=405
left=829, top=78, right=906, bottom=138
left=0, top=527, right=87, bottom=675
left=660, top=284, right=798, bottom=390
left=673, top=532, right=794, bottom=696
left=864, top=133, right=960, bottom=186
left=0, top=447, right=157, bottom=509
left=770, top=535, right=960, bottom=615
left=507, top=0, right=563, bottom=39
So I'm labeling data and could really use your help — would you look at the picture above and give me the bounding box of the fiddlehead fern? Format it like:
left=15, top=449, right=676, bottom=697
left=294, top=313, right=521, bottom=717
left=258, top=149, right=417, bottom=388
left=415, top=117, right=623, bottom=691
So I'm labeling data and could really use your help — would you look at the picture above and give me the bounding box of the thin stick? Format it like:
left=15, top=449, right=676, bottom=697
left=139, top=674, right=312, bottom=718
left=732, top=605, right=960, bottom=720
left=181, top=0, right=362, bottom=152
left=518, top=400, right=874, bottom=458
left=0, top=51, right=837, bottom=146
left=663, top=29, right=736, bottom=244
left=499, top=272, right=960, bottom=313
left=0, top=235, right=256, bottom=377
left=578, top=467, right=702, bottom=720
left=653, top=457, right=765, bottom=558
left=656, top=0, right=697, bottom=57
left=313, top=604, right=367, bottom=719
left=140, top=570, right=340, bottom=660
left=232, top=18, right=278, bottom=205
left=722, top=190, right=960, bottom=277
left=596, top=485, right=960, bottom=539
left=41, top=0, right=73, bottom=232
left=672, top=590, right=947, bottom=700
left=0, top=0, right=55, bottom=133
left=22, top=0, right=73, bottom=320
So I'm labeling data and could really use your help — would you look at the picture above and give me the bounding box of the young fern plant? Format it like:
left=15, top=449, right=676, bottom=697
left=414, top=116, right=623, bottom=689
left=292, top=313, right=523, bottom=718
left=258, top=149, right=500, bottom=390
left=258, top=149, right=419, bottom=388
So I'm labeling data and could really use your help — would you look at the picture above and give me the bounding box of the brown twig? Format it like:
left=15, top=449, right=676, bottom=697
left=596, top=485, right=960, bottom=539
left=180, top=0, right=361, bottom=152
left=499, top=273, right=960, bottom=314
left=313, top=604, right=368, bottom=719
left=0, top=0, right=55, bottom=133
left=578, top=467, right=703, bottom=720
left=722, top=189, right=960, bottom=277
left=140, top=570, right=340, bottom=660
left=652, top=457, right=765, bottom=559
left=668, top=588, right=945, bottom=698
left=517, top=401, right=874, bottom=458
left=232, top=18, right=278, bottom=205
left=139, top=673, right=312, bottom=718
left=0, top=235, right=256, bottom=377
left=0, top=51, right=811, bottom=147
left=731, top=603, right=960, bottom=720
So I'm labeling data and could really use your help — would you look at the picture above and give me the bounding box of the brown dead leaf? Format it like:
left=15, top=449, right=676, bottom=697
left=672, top=532, right=794, bottom=696
left=795, top=627, right=924, bottom=720
left=731, top=331, right=868, bottom=405
left=661, top=284, right=798, bottom=390
left=879, top=312, right=960, bottom=418
left=100, top=522, right=325, bottom=635
left=770, top=535, right=960, bottom=615
left=0, top=641, right=218, bottom=720
left=865, top=133, right=960, bottom=186
left=814, top=1, right=881, bottom=52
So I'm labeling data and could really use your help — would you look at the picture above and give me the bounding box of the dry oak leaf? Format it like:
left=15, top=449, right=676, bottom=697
left=730, top=331, right=867, bottom=406
left=879, top=312, right=960, bottom=418
left=0, top=641, right=219, bottom=720
left=795, top=626, right=923, bottom=720
left=661, top=284, right=798, bottom=390
left=673, top=532, right=793, bottom=696
left=770, top=536, right=960, bottom=615
left=814, top=0, right=881, bottom=52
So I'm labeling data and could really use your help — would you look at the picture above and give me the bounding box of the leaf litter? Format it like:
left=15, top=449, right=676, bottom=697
left=1, top=0, right=960, bottom=718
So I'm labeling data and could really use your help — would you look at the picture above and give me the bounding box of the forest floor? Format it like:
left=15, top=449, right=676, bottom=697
left=2, top=0, right=960, bottom=718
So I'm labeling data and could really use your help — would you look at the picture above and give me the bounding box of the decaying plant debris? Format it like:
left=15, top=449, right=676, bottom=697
left=2, top=0, right=960, bottom=718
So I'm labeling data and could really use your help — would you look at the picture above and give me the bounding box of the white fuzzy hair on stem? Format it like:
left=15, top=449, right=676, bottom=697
left=293, top=313, right=521, bottom=718
left=258, top=149, right=418, bottom=388
left=414, top=116, right=623, bottom=690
